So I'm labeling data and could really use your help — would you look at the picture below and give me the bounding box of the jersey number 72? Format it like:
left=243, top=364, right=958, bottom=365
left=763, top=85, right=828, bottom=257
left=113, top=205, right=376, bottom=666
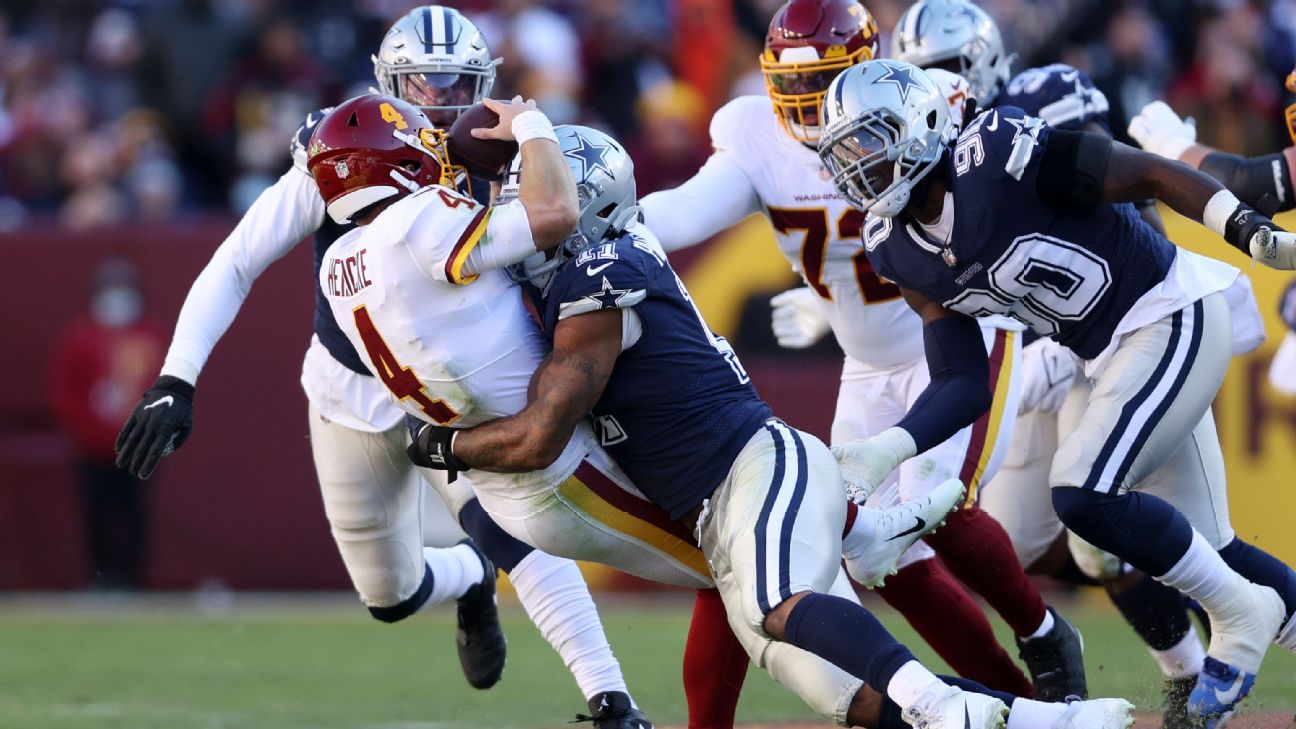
left=352, top=305, right=461, bottom=424
left=768, top=207, right=900, bottom=304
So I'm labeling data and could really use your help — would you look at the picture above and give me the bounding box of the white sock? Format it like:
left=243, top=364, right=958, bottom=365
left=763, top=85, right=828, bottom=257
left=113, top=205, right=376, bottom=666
left=509, top=549, right=630, bottom=702
left=1150, top=624, right=1205, bottom=679
left=1006, top=698, right=1066, bottom=729
left=841, top=507, right=882, bottom=561
left=885, top=659, right=946, bottom=709
left=422, top=544, right=486, bottom=605
left=1026, top=609, right=1055, bottom=640
left=1159, top=531, right=1265, bottom=670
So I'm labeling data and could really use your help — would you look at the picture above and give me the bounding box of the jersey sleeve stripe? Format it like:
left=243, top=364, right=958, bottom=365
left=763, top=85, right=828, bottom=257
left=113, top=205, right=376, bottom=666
left=957, top=329, right=1015, bottom=505
left=558, top=462, right=711, bottom=579
left=445, top=207, right=491, bottom=284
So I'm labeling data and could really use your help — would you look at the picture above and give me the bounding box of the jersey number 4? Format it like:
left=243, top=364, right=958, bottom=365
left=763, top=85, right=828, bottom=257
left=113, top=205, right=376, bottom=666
left=352, top=306, right=460, bottom=424
left=768, top=207, right=900, bottom=304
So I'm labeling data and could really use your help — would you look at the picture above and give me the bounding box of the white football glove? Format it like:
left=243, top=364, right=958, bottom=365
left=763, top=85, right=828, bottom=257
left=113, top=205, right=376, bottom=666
left=831, top=427, right=917, bottom=504
left=1249, top=227, right=1296, bottom=270
left=1017, top=337, right=1078, bottom=415
left=770, top=287, right=831, bottom=349
left=1128, top=101, right=1197, bottom=160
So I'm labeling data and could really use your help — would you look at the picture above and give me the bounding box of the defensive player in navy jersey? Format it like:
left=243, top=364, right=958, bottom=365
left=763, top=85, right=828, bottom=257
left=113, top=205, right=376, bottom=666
left=885, top=3, right=1274, bottom=722
left=412, top=125, right=1138, bottom=729
left=111, top=8, right=656, bottom=726
left=819, top=58, right=1296, bottom=726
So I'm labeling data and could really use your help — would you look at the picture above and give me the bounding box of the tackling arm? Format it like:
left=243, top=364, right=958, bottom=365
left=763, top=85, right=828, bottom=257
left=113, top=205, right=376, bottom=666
left=415, top=309, right=623, bottom=473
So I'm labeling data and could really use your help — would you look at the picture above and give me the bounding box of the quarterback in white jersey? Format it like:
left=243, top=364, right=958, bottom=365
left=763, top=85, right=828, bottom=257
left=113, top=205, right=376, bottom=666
left=639, top=0, right=1086, bottom=702
left=312, top=101, right=712, bottom=594
left=113, top=9, right=659, bottom=724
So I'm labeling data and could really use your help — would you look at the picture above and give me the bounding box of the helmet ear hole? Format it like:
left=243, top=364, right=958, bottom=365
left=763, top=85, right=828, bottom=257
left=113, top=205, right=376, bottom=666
left=597, top=203, right=617, bottom=219
left=927, top=110, right=937, bottom=128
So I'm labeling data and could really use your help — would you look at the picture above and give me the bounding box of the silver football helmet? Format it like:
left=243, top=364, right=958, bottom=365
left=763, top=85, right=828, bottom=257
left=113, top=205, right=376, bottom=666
left=372, top=6, right=500, bottom=127
left=818, top=60, right=952, bottom=218
left=502, top=125, right=639, bottom=285
left=890, top=0, right=1012, bottom=106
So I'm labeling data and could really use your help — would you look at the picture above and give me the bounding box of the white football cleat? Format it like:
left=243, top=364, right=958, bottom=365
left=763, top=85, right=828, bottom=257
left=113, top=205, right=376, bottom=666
left=902, top=684, right=1008, bottom=729
left=844, top=478, right=964, bottom=588
left=1050, top=698, right=1134, bottom=729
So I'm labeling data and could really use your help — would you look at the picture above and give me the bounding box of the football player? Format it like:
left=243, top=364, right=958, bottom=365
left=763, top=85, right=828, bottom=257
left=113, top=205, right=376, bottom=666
left=1128, top=73, right=1296, bottom=397
left=417, top=125, right=1137, bottom=729
left=112, top=8, right=652, bottom=726
left=309, top=101, right=977, bottom=728
left=885, top=2, right=1272, bottom=721
left=820, top=58, right=1296, bottom=725
left=638, top=0, right=1078, bottom=701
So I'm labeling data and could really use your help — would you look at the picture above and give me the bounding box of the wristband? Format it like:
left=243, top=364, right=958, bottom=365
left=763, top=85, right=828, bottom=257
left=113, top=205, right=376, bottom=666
left=1203, top=189, right=1241, bottom=238
left=511, top=109, right=558, bottom=145
left=873, top=426, right=919, bottom=469
left=410, top=423, right=471, bottom=472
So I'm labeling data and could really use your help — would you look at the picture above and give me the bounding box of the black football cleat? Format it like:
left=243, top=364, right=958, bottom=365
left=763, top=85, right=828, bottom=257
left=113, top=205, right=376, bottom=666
left=455, top=539, right=506, bottom=689
left=1016, top=607, right=1088, bottom=702
left=574, top=691, right=653, bottom=729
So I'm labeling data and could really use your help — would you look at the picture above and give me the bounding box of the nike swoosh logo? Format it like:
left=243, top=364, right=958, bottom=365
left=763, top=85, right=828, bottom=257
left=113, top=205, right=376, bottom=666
left=144, top=396, right=174, bottom=411
left=886, top=517, right=927, bottom=542
left=1214, top=672, right=1247, bottom=706
left=586, top=262, right=615, bottom=276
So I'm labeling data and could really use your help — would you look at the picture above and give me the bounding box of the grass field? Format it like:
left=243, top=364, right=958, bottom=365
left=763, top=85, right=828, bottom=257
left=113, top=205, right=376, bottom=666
left=1, top=591, right=1294, bottom=729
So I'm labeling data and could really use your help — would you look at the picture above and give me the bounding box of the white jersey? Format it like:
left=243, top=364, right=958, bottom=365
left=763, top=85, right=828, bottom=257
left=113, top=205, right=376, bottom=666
left=320, top=185, right=588, bottom=506
left=642, top=95, right=924, bottom=369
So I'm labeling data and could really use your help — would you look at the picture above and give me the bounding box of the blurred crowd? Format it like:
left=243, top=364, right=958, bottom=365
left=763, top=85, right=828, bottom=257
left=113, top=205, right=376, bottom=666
left=2, top=0, right=1295, bottom=231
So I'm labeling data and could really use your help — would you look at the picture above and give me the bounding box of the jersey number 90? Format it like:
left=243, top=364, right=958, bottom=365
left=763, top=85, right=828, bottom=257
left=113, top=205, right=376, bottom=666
left=946, top=234, right=1112, bottom=336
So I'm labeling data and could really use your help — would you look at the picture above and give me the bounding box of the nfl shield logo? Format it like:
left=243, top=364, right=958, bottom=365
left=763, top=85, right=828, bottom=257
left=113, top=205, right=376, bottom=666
left=334, top=161, right=350, bottom=179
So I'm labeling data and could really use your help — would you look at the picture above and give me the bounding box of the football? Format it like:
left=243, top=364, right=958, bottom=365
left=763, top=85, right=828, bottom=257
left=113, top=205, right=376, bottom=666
left=446, top=103, right=519, bottom=182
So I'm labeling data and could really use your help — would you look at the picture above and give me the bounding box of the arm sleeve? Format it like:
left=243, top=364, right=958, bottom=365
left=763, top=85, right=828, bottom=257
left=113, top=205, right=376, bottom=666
left=895, top=316, right=993, bottom=452
left=639, top=150, right=762, bottom=252
left=459, top=199, right=536, bottom=279
left=161, top=167, right=325, bottom=384
left=1199, top=150, right=1296, bottom=213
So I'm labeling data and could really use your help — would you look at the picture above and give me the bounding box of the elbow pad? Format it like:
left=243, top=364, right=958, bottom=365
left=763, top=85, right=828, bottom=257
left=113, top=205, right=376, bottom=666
left=1036, top=130, right=1112, bottom=208
left=1200, top=151, right=1295, bottom=213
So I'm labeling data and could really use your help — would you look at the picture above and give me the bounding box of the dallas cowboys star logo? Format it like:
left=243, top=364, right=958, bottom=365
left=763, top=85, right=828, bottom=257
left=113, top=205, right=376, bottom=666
left=1005, top=115, right=1045, bottom=147
left=582, top=276, right=638, bottom=311
left=563, top=135, right=615, bottom=180
left=1072, top=77, right=1094, bottom=107
left=875, top=63, right=925, bottom=105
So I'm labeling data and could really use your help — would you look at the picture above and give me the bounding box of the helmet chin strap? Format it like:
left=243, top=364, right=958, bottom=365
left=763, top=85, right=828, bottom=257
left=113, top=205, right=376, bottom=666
left=388, top=169, right=422, bottom=193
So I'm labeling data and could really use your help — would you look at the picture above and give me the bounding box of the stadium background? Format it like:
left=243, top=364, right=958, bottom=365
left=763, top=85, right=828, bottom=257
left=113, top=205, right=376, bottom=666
left=4, top=1, right=1296, bottom=727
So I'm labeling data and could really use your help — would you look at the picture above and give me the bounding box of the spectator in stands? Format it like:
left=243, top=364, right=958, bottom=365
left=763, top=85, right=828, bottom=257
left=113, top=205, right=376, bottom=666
left=50, top=259, right=164, bottom=590
left=627, top=80, right=711, bottom=194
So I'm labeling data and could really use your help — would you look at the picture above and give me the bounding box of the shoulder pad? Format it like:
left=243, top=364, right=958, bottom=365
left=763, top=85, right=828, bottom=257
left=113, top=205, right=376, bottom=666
left=709, top=96, right=774, bottom=155
left=291, top=106, right=335, bottom=173
left=955, top=106, right=1048, bottom=182
left=1002, top=64, right=1109, bottom=132
left=552, top=234, right=654, bottom=320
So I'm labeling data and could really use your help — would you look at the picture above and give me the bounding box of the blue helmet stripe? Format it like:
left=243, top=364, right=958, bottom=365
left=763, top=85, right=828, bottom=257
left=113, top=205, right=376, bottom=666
left=443, top=7, right=456, bottom=54
left=422, top=7, right=433, bottom=53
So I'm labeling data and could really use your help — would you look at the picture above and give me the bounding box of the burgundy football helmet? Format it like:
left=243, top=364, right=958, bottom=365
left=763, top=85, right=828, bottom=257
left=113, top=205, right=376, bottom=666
left=1286, top=67, right=1296, bottom=145
left=306, top=94, right=459, bottom=224
left=762, top=0, right=880, bottom=144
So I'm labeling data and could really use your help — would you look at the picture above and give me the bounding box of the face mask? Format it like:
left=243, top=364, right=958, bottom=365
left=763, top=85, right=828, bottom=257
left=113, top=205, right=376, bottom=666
left=91, top=286, right=143, bottom=328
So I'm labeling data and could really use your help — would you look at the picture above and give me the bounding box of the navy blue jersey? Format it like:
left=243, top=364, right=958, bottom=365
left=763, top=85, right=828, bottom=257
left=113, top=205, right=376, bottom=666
left=864, top=106, right=1175, bottom=360
left=997, top=64, right=1110, bottom=134
left=293, top=107, right=493, bottom=378
left=537, top=231, right=773, bottom=519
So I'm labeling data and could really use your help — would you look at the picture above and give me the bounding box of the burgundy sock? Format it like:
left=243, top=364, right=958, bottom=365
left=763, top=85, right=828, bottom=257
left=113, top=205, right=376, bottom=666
left=923, top=506, right=1048, bottom=638
left=877, top=559, right=1035, bottom=698
left=684, top=588, right=747, bottom=729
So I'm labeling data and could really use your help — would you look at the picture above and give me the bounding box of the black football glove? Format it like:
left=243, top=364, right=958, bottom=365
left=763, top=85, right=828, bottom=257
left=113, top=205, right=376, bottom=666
left=406, top=414, right=470, bottom=474
left=115, top=376, right=195, bottom=479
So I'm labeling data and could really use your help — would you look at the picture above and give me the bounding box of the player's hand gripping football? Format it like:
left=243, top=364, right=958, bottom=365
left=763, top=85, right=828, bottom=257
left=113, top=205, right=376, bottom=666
left=1127, top=100, right=1197, bottom=160
left=114, top=376, right=195, bottom=479
left=1224, top=206, right=1296, bottom=270
left=769, top=287, right=831, bottom=349
left=470, top=96, right=539, bottom=143
left=1017, top=337, right=1078, bottom=415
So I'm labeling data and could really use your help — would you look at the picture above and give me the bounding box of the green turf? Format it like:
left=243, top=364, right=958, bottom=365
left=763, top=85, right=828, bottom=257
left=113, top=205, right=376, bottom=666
left=0, top=593, right=1293, bottom=728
